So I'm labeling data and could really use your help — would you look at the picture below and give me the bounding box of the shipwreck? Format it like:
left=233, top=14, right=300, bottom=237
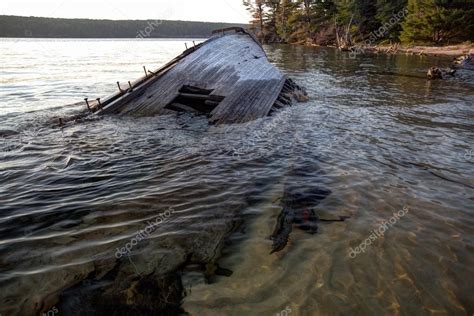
left=84, top=27, right=307, bottom=124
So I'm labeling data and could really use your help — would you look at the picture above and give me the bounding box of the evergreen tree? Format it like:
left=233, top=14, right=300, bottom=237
left=239, top=0, right=473, bottom=46
left=275, top=0, right=299, bottom=42
left=401, top=0, right=440, bottom=44
left=401, top=0, right=474, bottom=44
left=354, top=0, right=381, bottom=39
left=243, top=0, right=266, bottom=40
left=264, top=0, right=282, bottom=42
left=282, top=0, right=310, bottom=43
left=375, top=0, right=407, bottom=42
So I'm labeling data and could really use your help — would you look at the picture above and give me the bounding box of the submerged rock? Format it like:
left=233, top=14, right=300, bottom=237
left=452, top=54, right=473, bottom=70
left=427, top=67, right=456, bottom=80
left=270, top=163, right=349, bottom=254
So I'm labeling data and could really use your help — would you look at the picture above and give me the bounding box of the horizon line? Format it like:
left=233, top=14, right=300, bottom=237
left=0, top=14, right=249, bottom=25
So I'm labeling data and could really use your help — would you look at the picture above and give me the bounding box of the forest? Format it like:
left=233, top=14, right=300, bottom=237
left=243, top=0, right=474, bottom=46
left=0, top=15, right=246, bottom=38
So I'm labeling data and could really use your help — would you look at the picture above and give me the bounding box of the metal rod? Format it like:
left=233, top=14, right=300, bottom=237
left=143, top=66, right=148, bottom=77
left=193, top=41, right=196, bottom=50
left=185, top=43, right=188, bottom=50
left=84, top=98, right=91, bottom=112
left=96, top=98, right=102, bottom=110
left=117, top=81, right=123, bottom=93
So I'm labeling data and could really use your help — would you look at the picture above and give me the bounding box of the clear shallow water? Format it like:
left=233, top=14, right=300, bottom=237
left=0, top=39, right=473, bottom=315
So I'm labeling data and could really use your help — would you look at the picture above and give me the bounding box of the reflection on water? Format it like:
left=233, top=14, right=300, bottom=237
left=0, top=39, right=473, bottom=315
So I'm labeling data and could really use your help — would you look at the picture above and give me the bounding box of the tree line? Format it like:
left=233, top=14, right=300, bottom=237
left=242, top=0, right=474, bottom=46
left=0, top=15, right=247, bottom=38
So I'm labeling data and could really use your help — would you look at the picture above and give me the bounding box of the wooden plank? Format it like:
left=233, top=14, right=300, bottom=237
left=167, top=103, right=199, bottom=113
left=180, top=85, right=213, bottom=95
left=211, top=27, right=245, bottom=35
left=178, top=93, right=213, bottom=101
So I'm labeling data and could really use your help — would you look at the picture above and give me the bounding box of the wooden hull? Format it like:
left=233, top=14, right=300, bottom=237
left=93, top=28, right=306, bottom=124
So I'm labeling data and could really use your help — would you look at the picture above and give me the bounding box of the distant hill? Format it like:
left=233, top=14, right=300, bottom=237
left=0, top=15, right=248, bottom=38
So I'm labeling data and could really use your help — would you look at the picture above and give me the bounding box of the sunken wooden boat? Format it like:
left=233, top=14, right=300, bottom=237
left=86, top=27, right=307, bottom=124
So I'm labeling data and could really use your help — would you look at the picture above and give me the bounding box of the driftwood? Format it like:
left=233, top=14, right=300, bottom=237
left=87, top=27, right=307, bottom=124
left=335, top=14, right=354, bottom=51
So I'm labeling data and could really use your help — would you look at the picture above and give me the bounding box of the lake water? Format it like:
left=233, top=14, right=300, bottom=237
left=0, top=38, right=473, bottom=315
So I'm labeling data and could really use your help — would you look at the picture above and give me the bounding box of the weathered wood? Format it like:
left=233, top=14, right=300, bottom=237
left=84, top=98, right=91, bottom=112
left=211, top=27, right=246, bottom=35
left=94, top=28, right=307, bottom=124
left=273, top=100, right=286, bottom=109
left=180, top=85, right=213, bottom=95
left=96, top=98, right=102, bottom=110
left=204, top=100, right=220, bottom=107
left=96, top=40, right=208, bottom=115
left=167, top=103, right=199, bottom=113
left=277, top=94, right=292, bottom=105
left=178, top=93, right=214, bottom=101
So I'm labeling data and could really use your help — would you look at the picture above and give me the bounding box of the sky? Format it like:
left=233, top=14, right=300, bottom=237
left=0, top=0, right=251, bottom=23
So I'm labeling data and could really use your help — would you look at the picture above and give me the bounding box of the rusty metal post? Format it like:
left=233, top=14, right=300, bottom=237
left=128, top=81, right=133, bottom=91
left=143, top=66, right=148, bottom=77
left=117, top=82, right=123, bottom=93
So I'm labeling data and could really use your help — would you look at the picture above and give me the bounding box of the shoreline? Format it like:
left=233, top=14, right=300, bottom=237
left=366, top=43, right=473, bottom=57
left=306, top=42, right=473, bottom=58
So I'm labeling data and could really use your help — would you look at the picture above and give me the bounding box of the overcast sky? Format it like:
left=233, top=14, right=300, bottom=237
left=0, top=0, right=251, bottom=23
